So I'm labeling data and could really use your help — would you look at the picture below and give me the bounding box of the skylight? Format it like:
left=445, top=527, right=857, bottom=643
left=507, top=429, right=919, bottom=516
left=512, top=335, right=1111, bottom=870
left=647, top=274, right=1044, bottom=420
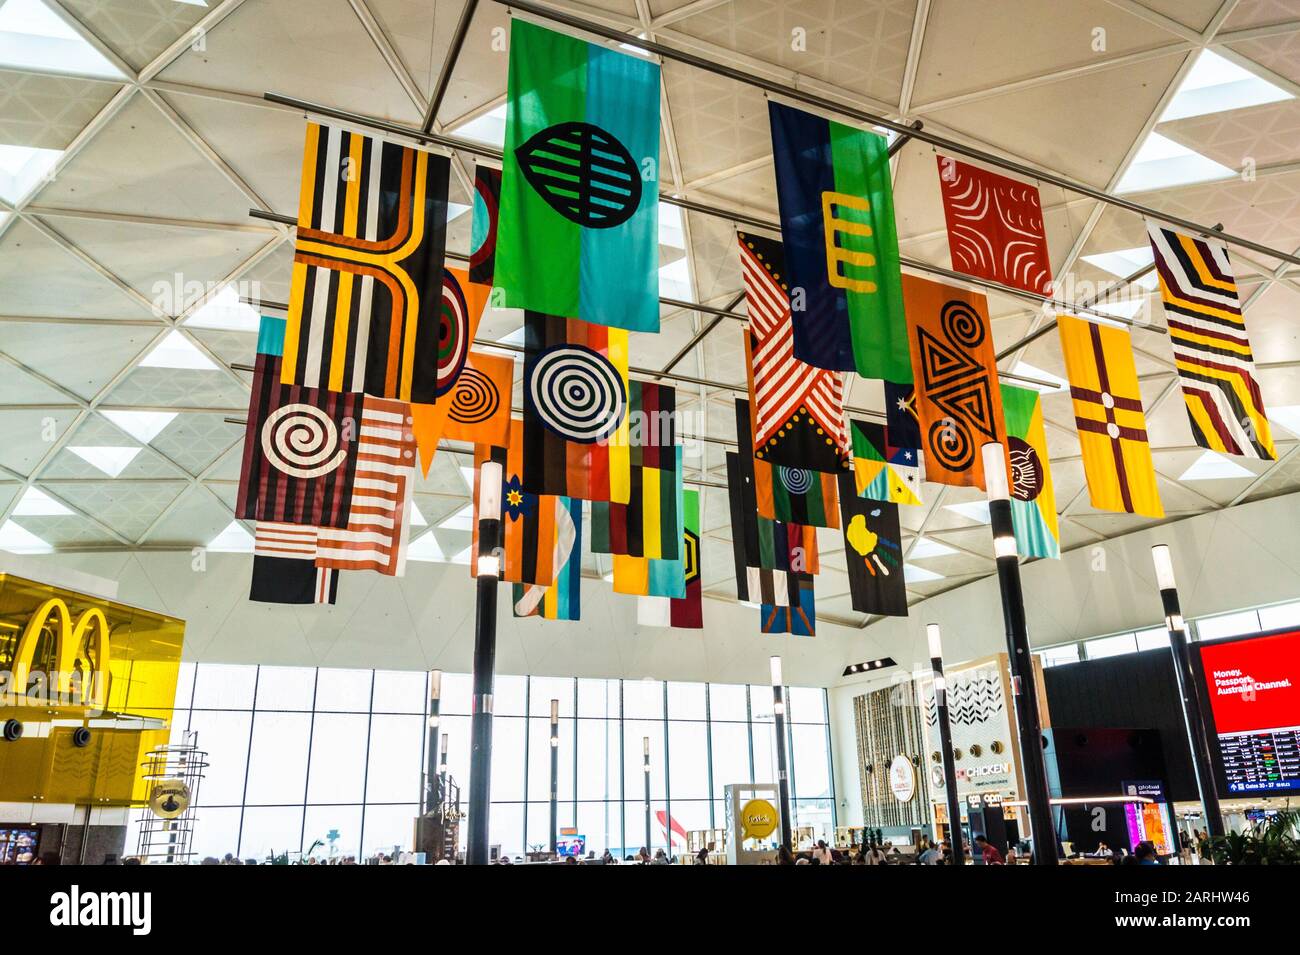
left=904, top=563, right=944, bottom=583
left=909, top=537, right=956, bottom=559
left=409, top=501, right=428, bottom=527
left=1178, top=450, right=1253, bottom=481
left=438, top=503, right=474, bottom=532
left=1269, top=405, right=1300, bottom=438
left=1080, top=247, right=1160, bottom=290
left=943, top=501, right=991, bottom=525
left=0, top=519, right=52, bottom=554
left=101, top=410, right=177, bottom=444
left=658, top=256, right=692, bottom=300
left=139, top=330, right=220, bottom=371
left=184, top=285, right=261, bottom=332
left=406, top=532, right=448, bottom=563
left=446, top=201, right=471, bottom=223
left=458, top=465, right=476, bottom=490
left=1115, top=132, right=1235, bottom=194
left=68, top=445, right=140, bottom=477
left=1010, top=360, right=1069, bottom=393
left=0, top=0, right=125, bottom=78
left=0, top=142, right=62, bottom=204
left=206, top=520, right=254, bottom=553
left=659, top=202, right=685, bottom=250
left=12, top=487, right=71, bottom=516
left=1162, top=50, right=1292, bottom=123
left=453, top=103, right=507, bottom=148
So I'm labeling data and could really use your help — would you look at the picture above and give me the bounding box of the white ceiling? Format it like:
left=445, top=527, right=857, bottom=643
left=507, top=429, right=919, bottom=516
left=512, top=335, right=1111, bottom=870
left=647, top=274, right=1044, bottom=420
left=3, top=0, right=1300, bottom=632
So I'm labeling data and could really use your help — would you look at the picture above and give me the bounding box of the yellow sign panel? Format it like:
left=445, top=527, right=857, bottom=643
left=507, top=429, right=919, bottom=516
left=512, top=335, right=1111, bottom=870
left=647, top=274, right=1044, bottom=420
left=0, top=574, right=185, bottom=806
left=739, top=799, right=779, bottom=842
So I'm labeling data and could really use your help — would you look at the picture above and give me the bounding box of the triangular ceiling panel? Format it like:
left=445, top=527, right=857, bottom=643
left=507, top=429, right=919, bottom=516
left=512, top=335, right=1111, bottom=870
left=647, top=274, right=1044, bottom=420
left=0, top=65, right=122, bottom=150
left=59, top=0, right=212, bottom=73
left=0, top=407, right=80, bottom=475
left=0, top=320, right=159, bottom=401
left=0, top=219, right=155, bottom=319
left=50, top=478, right=188, bottom=540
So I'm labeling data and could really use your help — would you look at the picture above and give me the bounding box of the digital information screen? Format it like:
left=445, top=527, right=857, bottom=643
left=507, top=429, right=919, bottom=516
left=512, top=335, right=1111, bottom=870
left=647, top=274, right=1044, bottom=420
left=1198, top=629, right=1300, bottom=795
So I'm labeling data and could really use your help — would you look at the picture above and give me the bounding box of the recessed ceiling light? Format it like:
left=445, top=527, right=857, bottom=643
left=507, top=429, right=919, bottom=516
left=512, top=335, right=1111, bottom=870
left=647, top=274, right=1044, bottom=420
left=101, top=410, right=177, bottom=445
left=841, top=657, right=897, bottom=677
left=206, top=520, right=253, bottom=553
left=184, top=285, right=261, bottom=332
left=0, top=0, right=125, bottom=78
left=909, top=537, right=956, bottom=559
left=1081, top=247, right=1159, bottom=290
left=12, top=487, right=71, bottom=516
left=1162, top=50, right=1292, bottom=122
left=1115, top=132, right=1235, bottom=194
left=0, top=519, right=52, bottom=554
left=139, top=330, right=220, bottom=371
left=68, top=445, right=140, bottom=478
left=943, top=501, right=991, bottom=525
left=1178, top=450, right=1253, bottom=481
left=0, top=143, right=63, bottom=204
left=904, top=563, right=944, bottom=583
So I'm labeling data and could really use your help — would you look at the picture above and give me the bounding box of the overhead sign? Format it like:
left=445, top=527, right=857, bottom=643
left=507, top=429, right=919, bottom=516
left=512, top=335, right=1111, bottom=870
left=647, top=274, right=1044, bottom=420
left=739, top=799, right=779, bottom=841
left=889, top=754, right=916, bottom=802
left=7, top=597, right=111, bottom=711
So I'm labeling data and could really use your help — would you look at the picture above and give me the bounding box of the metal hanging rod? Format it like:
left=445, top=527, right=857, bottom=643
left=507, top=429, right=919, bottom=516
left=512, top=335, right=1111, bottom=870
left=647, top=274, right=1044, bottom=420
left=487, top=0, right=1300, bottom=270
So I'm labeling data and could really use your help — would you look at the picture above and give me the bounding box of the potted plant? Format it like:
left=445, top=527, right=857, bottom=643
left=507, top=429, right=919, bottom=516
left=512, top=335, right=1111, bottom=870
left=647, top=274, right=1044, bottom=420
left=1209, top=809, right=1300, bottom=865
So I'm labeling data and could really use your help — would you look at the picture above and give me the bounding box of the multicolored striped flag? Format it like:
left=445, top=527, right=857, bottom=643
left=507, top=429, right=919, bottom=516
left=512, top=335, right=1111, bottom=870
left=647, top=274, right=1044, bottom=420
left=738, top=232, right=848, bottom=473
left=284, top=122, right=449, bottom=403
left=522, top=313, right=631, bottom=503
left=513, top=496, right=582, bottom=621
left=737, top=398, right=840, bottom=528
left=636, top=489, right=703, bottom=629
left=768, top=102, right=910, bottom=381
left=496, top=19, right=661, bottom=332
left=850, top=418, right=923, bottom=506
left=1000, top=384, right=1060, bottom=560
left=1146, top=222, right=1275, bottom=459
left=1058, top=314, right=1164, bottom=518
left=250, top=522, right=338, bottom=605
left=469, top=164, right=502, bottom=286
left=759, top=571, right=816, bottom=636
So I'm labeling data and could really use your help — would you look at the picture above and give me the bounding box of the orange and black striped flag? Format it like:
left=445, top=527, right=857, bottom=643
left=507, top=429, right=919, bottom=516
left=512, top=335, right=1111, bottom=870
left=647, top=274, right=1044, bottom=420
left=284, top=122, right=450, bottom=404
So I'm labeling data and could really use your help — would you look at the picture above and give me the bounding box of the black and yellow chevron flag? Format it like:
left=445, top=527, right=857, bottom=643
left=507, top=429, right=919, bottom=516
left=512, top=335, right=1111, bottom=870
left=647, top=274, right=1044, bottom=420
left=1146, top=222, right=1276, bottom=460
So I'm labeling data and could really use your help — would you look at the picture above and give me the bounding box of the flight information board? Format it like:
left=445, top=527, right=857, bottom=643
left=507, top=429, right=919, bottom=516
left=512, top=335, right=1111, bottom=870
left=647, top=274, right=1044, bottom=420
left=1198, top=629, right=1300, bottom=795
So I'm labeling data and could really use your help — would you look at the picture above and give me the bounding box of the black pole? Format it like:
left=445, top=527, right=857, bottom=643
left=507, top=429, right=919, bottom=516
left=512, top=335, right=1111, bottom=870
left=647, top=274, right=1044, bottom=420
left=770, top=656, right=793, bottom=853
left=643, top=737, right=652, bottom=857
left=466, top=460, right=503, bottom=866
left=1152, top=545, right=1224, bottom=838
left=927, top=627, right=965, bottom=865
left=549, top=699, right=559, bottom=854
left=983, top=444, right=1058, bottom=865
left=424, top=671, right=441, bottom=815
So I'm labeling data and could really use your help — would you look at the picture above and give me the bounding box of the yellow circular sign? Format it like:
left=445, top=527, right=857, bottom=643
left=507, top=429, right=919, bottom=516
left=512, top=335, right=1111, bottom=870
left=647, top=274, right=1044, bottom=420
left=739, top=799, right=779, bottom=841
left=149, top=779, right=191, bottom=819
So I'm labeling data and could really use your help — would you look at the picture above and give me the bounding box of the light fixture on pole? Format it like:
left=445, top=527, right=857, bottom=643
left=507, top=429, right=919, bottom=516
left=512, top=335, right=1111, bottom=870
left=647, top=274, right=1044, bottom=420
left=926, top=625, right=965, bottom=866
left=424, top=670, right=442, bottom=814
left=466, top=459, right=502, bottom=865
left=982, top=442, right=1058, bottom=865
left=643, top=736, right=652, bottom=858
left=549, top=698, right=560, bottom=854
left=439, top=733, right=448, bottom=793
left=1152, top=544, right=1224, bottom=837
left=770, top=655, right=793, bottom=853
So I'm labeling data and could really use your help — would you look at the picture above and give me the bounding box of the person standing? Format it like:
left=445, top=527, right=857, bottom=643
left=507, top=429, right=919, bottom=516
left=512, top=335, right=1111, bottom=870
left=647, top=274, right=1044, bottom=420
left=974, top=834, right=1004, bottom=865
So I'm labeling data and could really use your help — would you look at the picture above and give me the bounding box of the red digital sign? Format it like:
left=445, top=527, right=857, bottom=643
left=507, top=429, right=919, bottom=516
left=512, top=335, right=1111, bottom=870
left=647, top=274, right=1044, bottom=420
left=1199, top=630, right=1300, bottom=735
left=1199, top=629, right=1300, bottom=794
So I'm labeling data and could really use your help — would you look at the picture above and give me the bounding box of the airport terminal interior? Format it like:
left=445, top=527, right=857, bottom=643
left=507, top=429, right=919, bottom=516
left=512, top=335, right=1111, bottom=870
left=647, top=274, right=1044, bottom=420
left=2, top=0, right=1300, bottom=868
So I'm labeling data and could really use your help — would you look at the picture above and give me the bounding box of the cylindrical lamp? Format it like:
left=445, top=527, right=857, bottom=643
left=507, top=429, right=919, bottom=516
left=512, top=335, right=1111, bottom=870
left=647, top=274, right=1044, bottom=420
left=926, top=624, right=966, bottom=865
left=770, top=655, right=794, bottom=854
left=1151, top=544, right=1224, bottom=837
left=982, top=442, right=1058, bottom=865
left=467, top=459, right=504, bottom=864
left=549, top=698, right=560, bottom=853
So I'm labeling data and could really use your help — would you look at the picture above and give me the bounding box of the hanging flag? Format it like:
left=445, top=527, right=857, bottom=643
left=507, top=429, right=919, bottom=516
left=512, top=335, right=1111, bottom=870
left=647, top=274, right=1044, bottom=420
left=314, top=397, right=418, bottom=576
left=767, top=101, right=910, bottom=381
left=936, top=156, right=1053, bottom=296
left=903, top=273, right=1008, bottom=489
left=636, top=488, right=703, bottom=629
left=1000, top=384, right=1060, bottom=560
left=250, top=522, right=338, bottom=605
left=522, top=312, right=631, bottom=503
left=469, top=164, right=502, bottom=286
left=442, top=350, right=514, bottom=448
left=759, top=570, right=816, bottom=636
left=737, top=398, right=840, bottom=528
left=590, top=383, right=679, bottom=560
left=283, top=122, right=450, bottom=403
left=1057, top=314, right=1164, bottom=518
left=611, top=457, right=686, bottom=598
left=1146, top=222, right=1276, bottom=459
left=738, top=232, right=849, bottom=472
left=884, top=380, right=922, bottom=449
left=850, top=418, right=924, bottom=506
left=236, top=350, right=362, bottom=529
left=496, top=19, right=660, bottom=332
left=726, top=451, right=819, bottom=603
left=513, top=496, right=582, bottom=620
left=471, top=420, right=568, bottom=585
left=840, top=480, right=907, bottom=617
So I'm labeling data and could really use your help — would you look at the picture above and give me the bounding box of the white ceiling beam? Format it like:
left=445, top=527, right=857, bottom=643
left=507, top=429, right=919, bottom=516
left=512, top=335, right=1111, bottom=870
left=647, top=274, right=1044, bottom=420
left=897, top=0, right=931, bottom=117
left=347, top=0, right=428, bottom=114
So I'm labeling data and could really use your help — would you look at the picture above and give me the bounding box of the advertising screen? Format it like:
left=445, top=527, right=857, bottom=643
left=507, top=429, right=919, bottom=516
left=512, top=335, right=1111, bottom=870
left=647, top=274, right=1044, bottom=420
left=556, top=835, right=586, bottom=858
left=1197, top=628, right=1300, bottom=795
